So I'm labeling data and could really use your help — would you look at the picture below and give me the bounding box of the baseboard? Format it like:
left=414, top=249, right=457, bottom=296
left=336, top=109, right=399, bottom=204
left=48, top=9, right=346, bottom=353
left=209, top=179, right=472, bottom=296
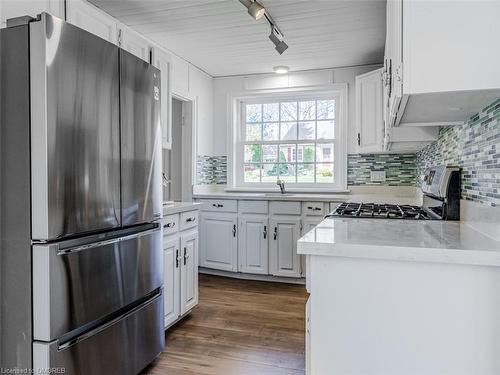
left=199, top=267, right=306, bottom=285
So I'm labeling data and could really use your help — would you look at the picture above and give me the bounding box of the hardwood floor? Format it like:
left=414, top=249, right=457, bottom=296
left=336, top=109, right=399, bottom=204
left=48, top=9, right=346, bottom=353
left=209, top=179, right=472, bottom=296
left=142, top=274, right=308, bottom=375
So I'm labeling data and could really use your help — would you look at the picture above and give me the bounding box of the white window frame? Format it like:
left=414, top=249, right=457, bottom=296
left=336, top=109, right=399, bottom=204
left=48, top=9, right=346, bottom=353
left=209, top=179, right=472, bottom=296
left=227, top=84, right=348, bottom=192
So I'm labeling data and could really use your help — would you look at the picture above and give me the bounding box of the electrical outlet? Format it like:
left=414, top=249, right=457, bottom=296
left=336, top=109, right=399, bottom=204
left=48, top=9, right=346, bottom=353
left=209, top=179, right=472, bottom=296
left=370, top=171, right=386, bottom=182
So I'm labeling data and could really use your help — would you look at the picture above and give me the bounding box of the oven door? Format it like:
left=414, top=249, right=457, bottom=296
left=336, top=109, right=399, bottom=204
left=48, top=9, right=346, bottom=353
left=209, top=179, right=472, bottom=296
left=32, top=224, right=163, bottom=342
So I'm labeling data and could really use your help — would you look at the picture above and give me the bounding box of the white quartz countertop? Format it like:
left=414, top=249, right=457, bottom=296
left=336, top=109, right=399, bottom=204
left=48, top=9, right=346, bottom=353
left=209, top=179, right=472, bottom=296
left=298, top=217, right=500, bottom=267
left=162, top=201, right=203, bottom=216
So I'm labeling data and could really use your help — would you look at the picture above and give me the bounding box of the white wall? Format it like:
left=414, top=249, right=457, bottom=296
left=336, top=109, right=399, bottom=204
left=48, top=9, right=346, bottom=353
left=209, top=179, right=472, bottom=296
left=207, top=65, right=382, bottom=157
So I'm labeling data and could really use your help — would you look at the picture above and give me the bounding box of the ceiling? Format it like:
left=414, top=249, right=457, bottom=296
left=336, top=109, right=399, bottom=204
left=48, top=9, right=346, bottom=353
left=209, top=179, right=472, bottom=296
left=89, top=0, right=386, bottom=77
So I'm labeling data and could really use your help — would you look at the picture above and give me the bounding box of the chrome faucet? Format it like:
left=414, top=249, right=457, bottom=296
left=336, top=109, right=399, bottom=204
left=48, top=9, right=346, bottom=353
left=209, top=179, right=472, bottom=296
left=277, top=179, right=286, bottom=194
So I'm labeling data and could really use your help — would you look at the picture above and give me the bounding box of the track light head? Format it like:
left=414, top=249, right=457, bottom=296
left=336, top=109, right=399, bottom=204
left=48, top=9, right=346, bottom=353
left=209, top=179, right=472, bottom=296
left=269, top=25, right=288, bottom=55
left=248, top=0, right=266, bottom=20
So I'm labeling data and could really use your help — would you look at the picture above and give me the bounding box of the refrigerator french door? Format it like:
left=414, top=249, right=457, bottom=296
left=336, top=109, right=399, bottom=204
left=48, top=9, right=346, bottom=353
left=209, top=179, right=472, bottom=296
left=0, top=13, right=164, bottom=374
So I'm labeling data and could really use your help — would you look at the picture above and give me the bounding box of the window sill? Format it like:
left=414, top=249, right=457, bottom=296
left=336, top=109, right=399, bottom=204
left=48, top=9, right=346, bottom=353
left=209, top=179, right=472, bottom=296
left=224, top=187, right=351, bottom=194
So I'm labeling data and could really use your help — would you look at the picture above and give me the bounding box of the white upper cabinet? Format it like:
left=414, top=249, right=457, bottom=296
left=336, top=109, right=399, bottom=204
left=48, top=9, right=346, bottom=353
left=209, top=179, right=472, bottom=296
left=355, top=68, right=384, bottom=153
left=118, top=24, right=150, bottom=62
left=152, top=46, right=172, bottom=149
left=66, top=0, right=118, bottom=44
left=385, top=0, right=500, bottom=127
left=0, top=0, right=64, bottom=27
left=170, top=54, right=190, bottom=98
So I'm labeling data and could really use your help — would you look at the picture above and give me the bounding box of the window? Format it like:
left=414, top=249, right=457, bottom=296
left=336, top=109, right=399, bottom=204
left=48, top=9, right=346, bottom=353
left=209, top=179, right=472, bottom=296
left=230, top=86, right=347, bottom=191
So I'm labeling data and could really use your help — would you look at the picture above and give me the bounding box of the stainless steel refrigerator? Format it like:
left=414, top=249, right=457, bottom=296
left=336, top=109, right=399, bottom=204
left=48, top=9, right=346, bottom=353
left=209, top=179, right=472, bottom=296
left=0, top=13, right=164, bottom=374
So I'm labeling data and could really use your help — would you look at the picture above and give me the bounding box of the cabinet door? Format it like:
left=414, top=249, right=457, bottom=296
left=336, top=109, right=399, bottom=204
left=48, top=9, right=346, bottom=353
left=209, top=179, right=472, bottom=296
left=180, top=231, right=198, bottom=315
left=0, top=0, right=64, bottom=27
left=238, top=215, right=268, bottom=274
left=163, top=236, right=180, bottom=328
left=170, top=54, right=189, bottom=97
left=386, top=0, right=403, bottom=126
left=152, top=47, right=173, bottom=149
left=269, top=216, right=301, bottom=278
left=66, top=0, right=118, bottom=44
left=199, top=213, right=237, bottom=272
left=355, top=68, right=384, bottom=153
left=119, top=25, right=150, bottom=62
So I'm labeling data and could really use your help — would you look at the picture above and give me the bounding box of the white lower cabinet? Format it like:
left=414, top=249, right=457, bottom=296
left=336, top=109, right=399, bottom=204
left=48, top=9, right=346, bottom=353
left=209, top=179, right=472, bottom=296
left=238, top=215, right=268, bottom=274
left=269, top=216, right=302, bottom=278
left=163, top=236, right=180, bottom=328
left=180, top=231, right=198, bottom=314
left=199, top=212, right=238, bottom=272
left=163, top=210, right=199, bottom=329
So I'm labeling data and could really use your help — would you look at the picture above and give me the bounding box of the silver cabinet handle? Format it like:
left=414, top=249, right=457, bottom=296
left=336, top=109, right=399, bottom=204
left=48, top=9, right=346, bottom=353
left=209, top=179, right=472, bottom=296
left=183, top=247, right=189, bottom=265
left=212, top=203, right=223, bottom=208
left=175, top=249, right=180, bottom=268
left=273, top=227, right=277, bottom=240
left=186, top=217, right=196, bottom=223
left=307, top=206, right=321, bottom=211
left=163, top=222, right=175, bottom=229
left=232, top=224, right=237, bottom=237
left=263, top=225, right=267, bottom=239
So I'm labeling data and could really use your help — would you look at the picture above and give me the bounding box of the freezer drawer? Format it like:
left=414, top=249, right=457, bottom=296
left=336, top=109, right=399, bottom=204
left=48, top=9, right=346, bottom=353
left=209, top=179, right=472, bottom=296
left=33, top=225, right=163, bottom=341
left=30, top=14, right=121, bottom=240
left=33, top=291, right=164, bottom=375
left=120, top=49, right=162, bottom=226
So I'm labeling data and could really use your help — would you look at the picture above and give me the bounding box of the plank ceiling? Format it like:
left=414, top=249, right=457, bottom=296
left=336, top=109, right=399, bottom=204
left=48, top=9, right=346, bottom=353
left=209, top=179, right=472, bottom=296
left=89, top=0, right=386, bottom=77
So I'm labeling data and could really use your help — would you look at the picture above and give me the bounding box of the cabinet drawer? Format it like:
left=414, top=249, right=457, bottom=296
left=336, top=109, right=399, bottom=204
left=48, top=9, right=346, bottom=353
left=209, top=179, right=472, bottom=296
left=302, top=202, right=326, bottom=216
left=238, top=200, right=268, bottom=214
left=270, top=201, right=301, bottom=215
left=162, top=214, right=179, bottom=235
left=180, top=210, right=198, bottom=231
left=198, top=199, right=237, bottom=212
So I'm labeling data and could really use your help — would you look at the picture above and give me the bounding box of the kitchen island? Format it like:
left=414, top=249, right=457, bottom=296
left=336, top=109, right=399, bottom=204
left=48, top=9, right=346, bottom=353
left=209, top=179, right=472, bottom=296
left=298, top=217, right=500, bottom=375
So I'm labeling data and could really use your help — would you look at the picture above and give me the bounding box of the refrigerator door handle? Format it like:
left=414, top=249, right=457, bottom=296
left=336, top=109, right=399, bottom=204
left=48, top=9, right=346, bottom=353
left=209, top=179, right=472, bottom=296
left=57, top=227, right=160, bottom=255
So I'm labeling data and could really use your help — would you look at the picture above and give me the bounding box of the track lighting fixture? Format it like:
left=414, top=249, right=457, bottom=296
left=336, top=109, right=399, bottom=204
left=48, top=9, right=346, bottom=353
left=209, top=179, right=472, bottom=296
left=268, top=24, right=288, bottom=55
left=238, top=0, right=288, bottom=55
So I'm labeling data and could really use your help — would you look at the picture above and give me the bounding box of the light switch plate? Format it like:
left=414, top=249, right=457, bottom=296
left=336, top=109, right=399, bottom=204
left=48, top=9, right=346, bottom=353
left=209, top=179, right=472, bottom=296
left=370, top=171, right=386, bottom=182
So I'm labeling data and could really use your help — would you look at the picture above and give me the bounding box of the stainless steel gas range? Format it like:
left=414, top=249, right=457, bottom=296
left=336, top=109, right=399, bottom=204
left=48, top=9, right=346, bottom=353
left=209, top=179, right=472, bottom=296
left=327, top=165, right=461, bottom=221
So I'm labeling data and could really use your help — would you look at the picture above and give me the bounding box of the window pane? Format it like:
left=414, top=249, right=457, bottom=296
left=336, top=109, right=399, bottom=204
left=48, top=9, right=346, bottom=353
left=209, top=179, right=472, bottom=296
left=244, top=164, right=261, bottom=182
left=280, top=122, right=297, bottom=140
left=279, top=144, right=297, bottom=162
left=298, top=121, right=315, bottom=140
left=297, top=164, right=315, bottom=183
left=263, top=123, right=279, bottom=141
left=262, top=164, right=278, bottom=182
left=316, top=144, right=334, bottom=163
left=316, top=163, right=334, bottom=183
left=317, top=100, right=335, bottom=120
left=244, top=144, right=261, bottom=163
left=246, top=104, right=261, bottom=122
left=299, top=101, right=316, bottom=120
left=279, top=164, right=296, bottom=183
left=298, top=144, right=314, bottom=162
left=263, top=103, right=279, bottom=122
left=280, top=102, right=297, bottom=121
left=317, top=120, right=334, bottom=139
left=246, top=123, right=261, bottom=141
left=262, top=145, right=278, bottom=163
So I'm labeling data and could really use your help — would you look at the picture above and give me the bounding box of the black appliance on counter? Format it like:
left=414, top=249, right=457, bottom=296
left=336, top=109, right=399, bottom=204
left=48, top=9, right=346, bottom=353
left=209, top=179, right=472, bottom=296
left=327, top=165, right=461, bottom=220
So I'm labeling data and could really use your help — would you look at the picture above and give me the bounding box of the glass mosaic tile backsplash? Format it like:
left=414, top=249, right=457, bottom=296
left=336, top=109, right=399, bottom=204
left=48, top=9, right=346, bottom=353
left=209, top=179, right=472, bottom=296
left=416, top=98, right=500, bottom=207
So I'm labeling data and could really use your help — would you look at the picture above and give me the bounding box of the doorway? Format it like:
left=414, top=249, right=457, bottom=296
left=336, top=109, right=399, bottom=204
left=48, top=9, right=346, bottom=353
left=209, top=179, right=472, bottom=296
left=163, top=95, right=194, bottom=202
